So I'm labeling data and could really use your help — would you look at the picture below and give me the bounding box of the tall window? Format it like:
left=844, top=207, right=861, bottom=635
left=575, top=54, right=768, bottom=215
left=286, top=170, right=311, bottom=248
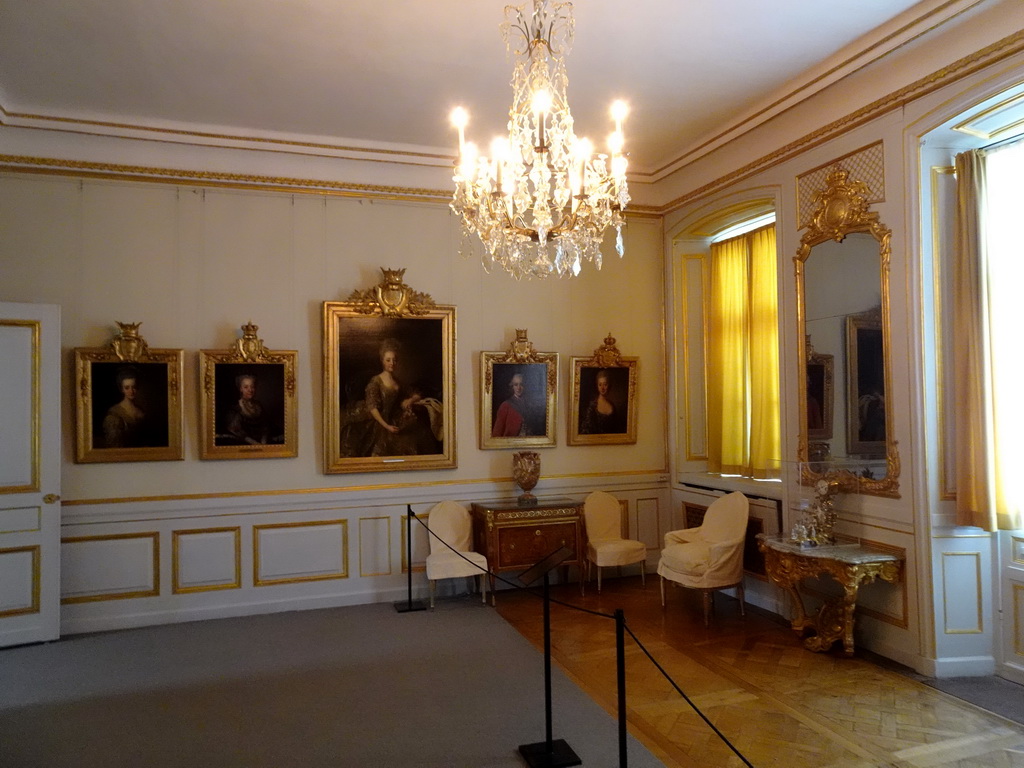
left=954, top=139, right=1024, bottom=530
left=705, top=224, right=780, bottom=479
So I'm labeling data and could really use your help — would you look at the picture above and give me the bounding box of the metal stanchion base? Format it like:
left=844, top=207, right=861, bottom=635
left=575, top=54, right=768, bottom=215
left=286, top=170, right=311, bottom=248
left=518, top=739, right=582, bottom=768
left=393, top=599, right=427, bottom=613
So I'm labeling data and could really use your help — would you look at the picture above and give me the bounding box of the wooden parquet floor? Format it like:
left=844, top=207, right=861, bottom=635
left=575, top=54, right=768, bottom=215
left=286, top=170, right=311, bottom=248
left=494, top=576, right=1024, bottom=768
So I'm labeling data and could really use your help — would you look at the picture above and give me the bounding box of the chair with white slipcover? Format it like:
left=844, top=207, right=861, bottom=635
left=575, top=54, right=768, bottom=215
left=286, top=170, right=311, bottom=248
left=583, top=490, right=647, bottom=593
left=424, top=501, right=489, bottom=608
left=658, top=491, right=749, bottom=625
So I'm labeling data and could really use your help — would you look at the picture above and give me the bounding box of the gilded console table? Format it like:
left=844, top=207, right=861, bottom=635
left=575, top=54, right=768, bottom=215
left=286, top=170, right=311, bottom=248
left=756, top=534, right=902, bottom=655
left=470, top=498, right=585, bottom=601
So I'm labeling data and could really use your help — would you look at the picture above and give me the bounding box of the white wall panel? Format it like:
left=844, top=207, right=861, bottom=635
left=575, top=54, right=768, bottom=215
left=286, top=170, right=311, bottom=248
left=172, top=527, right=241, bottom=593
left=254, top=520, right=348, bottom=586
left=0, top=547, right=38, bottom=615
left=61, top=534, right=158, bottom=603
left=942, top=551, right=984, bottom=634
left=634, top=497, right=661, bottom=551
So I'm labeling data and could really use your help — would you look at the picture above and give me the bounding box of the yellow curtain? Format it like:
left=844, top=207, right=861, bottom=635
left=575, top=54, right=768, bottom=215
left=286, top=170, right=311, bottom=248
left=706, top=225, right=780, bottom=478
left=953, top=150, right=995, bottom=530
left=707, top=235, right=749, bottom=474
left=748, top=226, right=781, bottom=479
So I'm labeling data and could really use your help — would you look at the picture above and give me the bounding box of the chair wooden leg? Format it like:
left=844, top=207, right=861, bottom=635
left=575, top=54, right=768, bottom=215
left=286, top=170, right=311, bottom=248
left=738, top=580, right=745, bottom=616
left=479, top=574, right=487, bottom=605
left=640, top=560, right=646, bottom=587
left=430, top=580, right=436, bottom=609
left=597, top=565, right=602, bottom=593
left=702, top=590, right=712, bottom=627
left=660, top=576, right=666, bottom=607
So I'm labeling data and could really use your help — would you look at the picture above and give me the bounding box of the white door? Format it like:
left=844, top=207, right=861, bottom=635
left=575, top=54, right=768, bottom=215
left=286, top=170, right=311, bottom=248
left=0, top=302, right=60, bottom=647
left=999, top=529, right=1024, bottom=684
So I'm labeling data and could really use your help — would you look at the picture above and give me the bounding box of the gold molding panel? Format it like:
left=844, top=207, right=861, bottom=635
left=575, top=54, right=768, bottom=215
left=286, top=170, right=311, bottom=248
left=60, top=533, right=160, bottom=604
left=171, top=527, right=242, bottom=594
left=0, top=545, right=41, bottom=617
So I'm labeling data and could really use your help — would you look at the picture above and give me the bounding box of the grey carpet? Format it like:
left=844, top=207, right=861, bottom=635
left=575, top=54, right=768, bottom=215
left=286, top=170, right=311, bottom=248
left=0, top=598, right=664, bottom=768
left=916, top=675, right=1024, bottom=726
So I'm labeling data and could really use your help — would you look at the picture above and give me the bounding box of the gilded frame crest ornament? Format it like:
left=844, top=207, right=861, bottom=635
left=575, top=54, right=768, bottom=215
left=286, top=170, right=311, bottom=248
left=323, top=268, right=456, bottom=474
left=568, top=333, right=638, bottom=445
left=74, top=322, right=184, bottom=463
left=795, top=167, right=899, bottom=497
left=199, top=323, right=298, bottom=460
left=480, top=329, right=558, bottom=449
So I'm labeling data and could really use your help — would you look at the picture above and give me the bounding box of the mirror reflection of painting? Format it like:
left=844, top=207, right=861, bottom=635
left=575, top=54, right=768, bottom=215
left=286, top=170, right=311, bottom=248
left=213, top=364, right=286, bottom=446
left=852, top=326, right=885, bottom=445
left=90, top=362, right=170, bottom=449
left=490, top=363, right=548, bottom=437
left=577, top=366, right=628, bottom=435
left=337, top=318, right=444, bottom=458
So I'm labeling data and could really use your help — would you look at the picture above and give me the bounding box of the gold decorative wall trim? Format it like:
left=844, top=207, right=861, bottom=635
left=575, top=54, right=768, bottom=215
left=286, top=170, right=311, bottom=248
left=1015, top=584, right=1024, bottom=658
left=60, top=532, right=160, bottom=604
left=796, top=142, right=885, bottom=228
left=0, top=545, right=40, bottom=617
left=401, top=512, right=428, bottom=574
left=59, top=468, right=669, bottom=507
left=360, top=516, right=393, bottom=578
left=171, top=527, right=242, bottom=594
left=0, top=320, right=41, bottom=495
left=635, top=496, right=662, bottom=549
left=252, top=519, right=349, bottom=587
left=1011, top=535, right=1024, bottom=565
left=660, top=29, right=1024, bottom=216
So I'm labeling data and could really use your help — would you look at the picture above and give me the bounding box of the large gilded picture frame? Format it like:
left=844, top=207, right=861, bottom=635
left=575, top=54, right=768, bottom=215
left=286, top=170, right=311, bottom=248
left=480, top=329, right=558, bottom=450
left=74, top=322, right=183, bottom=463
left=323, top=268, right=456, bottom=474
left=568, top=333, right=638, bottom=446
left=199, top=323, right=297, bottom=460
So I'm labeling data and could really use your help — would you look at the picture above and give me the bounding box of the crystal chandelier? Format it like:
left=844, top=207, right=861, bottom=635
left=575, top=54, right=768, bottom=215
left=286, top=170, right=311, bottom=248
left=449, top=0, right=629, bottom=280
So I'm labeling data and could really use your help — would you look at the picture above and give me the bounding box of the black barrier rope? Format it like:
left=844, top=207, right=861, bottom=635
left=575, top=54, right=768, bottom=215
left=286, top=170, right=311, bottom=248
left=410, top=510, right=757, bottom=767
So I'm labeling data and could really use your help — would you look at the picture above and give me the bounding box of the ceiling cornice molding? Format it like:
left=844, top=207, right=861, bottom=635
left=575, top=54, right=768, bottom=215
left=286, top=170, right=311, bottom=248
left=655, top=26, right=1024, bottom=217
left=644, top=0, right=987, bottom=180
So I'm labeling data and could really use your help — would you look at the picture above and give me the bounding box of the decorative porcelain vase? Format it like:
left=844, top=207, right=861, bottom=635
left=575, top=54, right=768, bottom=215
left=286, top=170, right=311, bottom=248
left=511, top=451, right=540, bottom=506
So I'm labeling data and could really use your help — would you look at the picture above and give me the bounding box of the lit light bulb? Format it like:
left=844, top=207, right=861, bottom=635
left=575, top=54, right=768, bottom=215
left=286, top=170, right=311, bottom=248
left=608, top=130, right=624, bottom=155
left=450, top=107, right=469, bottom=154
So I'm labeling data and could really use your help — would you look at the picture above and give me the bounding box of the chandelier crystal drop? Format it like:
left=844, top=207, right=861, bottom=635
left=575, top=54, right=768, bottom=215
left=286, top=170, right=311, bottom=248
left=449, top=0, right=629, bottom=280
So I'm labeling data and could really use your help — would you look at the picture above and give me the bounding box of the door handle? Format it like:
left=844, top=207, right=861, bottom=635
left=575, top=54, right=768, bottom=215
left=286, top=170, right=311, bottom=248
left=43, top=494, right=60, bottom=504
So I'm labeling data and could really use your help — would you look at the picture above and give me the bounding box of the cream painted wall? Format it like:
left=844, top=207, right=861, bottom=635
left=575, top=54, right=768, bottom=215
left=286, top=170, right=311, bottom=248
left=0, top=176, right=666, bottom=503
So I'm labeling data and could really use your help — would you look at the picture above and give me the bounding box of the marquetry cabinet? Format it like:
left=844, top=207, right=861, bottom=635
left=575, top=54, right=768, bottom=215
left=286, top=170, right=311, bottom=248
left=470, top=498, right=584, bottom=598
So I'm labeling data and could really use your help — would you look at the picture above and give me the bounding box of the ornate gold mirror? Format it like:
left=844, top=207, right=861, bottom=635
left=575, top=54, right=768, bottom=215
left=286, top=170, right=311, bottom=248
left=795, top=168, right=899, bottom=497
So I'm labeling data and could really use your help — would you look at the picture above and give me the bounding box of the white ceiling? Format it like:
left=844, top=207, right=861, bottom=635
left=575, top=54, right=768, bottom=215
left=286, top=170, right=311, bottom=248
left=0, top=1, right=963, bottom=176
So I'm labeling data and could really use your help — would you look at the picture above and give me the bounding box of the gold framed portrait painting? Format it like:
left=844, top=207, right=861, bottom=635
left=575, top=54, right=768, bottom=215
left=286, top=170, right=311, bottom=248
left=480, top=329, right=558, bottom=450
left=323, top=269, right=456, bottom=474
left=74, top=322, right=183, bottom=463
left=568, top=334, right=638, bottom=446
left=199, top=323, right=297, bottom=460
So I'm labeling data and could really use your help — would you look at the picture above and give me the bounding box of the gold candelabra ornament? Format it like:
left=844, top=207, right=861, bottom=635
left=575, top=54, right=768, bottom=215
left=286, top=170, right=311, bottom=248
left=450, top=0, right=630, bottom=280
left=791, top=477, right=841, bottom=547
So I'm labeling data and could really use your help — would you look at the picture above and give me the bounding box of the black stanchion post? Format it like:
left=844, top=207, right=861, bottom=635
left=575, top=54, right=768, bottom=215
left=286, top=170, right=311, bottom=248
left=615, top=608, right=628, bottom=768
left=518, top=547, right=581, bottom=768
left=394, top=505, right=426, bottom=613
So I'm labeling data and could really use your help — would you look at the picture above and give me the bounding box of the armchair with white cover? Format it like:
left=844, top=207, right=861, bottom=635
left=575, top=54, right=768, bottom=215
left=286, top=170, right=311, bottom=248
left=583, top=491, right=647, bottom=593
left=424, top=501, right=489, bottom=608
left=657, top=491, right=749, bottom=625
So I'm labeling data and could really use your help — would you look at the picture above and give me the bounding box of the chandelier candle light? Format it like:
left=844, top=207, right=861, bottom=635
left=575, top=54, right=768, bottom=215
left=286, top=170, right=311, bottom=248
left=450, top=0, right=630, bottom=280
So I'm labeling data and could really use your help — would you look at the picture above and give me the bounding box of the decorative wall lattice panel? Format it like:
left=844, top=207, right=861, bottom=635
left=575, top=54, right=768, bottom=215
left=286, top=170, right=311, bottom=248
left=797, top=142, right=885, bottom=228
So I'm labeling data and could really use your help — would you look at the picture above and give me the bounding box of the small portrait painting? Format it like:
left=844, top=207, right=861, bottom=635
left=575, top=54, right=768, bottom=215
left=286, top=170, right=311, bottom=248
left=90, top=362, right=170, bottom=449
left=490, top=363, right=549, bottom=439
left=199, top=325, right=297, bottom=460
left=568, top=336, right=637, bottom=446
left=576, top=366, right=629, bottom=436
left=480, top=331, right=557, bottom=450
left=213, top=365, right=286, bottom=447
left=74, top=323, right=184, bottom=463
